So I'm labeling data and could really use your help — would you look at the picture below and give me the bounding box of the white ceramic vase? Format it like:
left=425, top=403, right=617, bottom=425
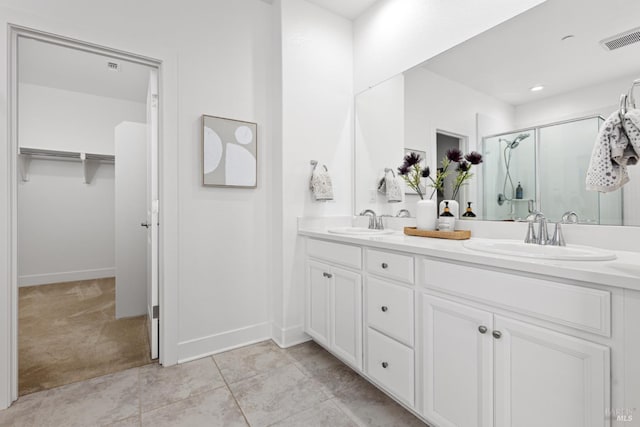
left=416, top=199, right=437, bottom=230
left=439, top=199, right=460, bottom=219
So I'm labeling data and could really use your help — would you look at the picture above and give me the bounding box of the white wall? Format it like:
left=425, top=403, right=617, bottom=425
left=0, top=0, right=272, bottom=407
left=273, top=0, right=354, bottom=346
left=17, top=160, right=115, bottom=286
left=19, top=83, right=146, bottom=154
left=353, top=0, right=547, bottom=93
left=17, top=85, right=145, bottom=287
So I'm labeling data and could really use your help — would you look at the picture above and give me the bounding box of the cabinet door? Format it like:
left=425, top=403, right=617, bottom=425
left=494, top=316, right=610, bottom=427
left=330, top=266, right=362, bottom=369
left=422, top=295, right=493, bottom=427
left=306, top=260, right=330, bottom=346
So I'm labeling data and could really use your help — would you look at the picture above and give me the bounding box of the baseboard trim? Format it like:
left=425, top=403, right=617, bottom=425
left=18, top=268, right=116, bottom=287
left=271, top=323, right=311, bottom=348
left=177, top=322, right=271, bottom=363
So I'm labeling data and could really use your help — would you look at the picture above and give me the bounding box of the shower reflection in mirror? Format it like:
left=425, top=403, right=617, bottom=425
left=481, top=116, right=623, bottom=225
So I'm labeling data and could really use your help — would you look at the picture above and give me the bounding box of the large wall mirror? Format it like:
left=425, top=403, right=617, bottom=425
left=354, top=0, right=640, bottom=226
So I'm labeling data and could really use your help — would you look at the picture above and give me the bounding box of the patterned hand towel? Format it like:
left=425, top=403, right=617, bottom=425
left=310, top=164, right=334, bottom=201
left=586, top=111, right=632, bottom=192
left=377, top=170, right=402, bottom=203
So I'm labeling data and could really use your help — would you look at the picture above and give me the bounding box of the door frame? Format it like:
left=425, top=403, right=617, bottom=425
left=5, top=24, right=171, bottom=405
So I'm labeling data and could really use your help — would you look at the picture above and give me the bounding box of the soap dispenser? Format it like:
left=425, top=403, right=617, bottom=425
left=515, top=182, right=523, bottom=199
left=438, top=201, right=456, bottom=231
left=461, top=202, right=476, bottom=218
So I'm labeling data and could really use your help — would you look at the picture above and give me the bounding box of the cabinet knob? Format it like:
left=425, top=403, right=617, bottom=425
left=478, top=325, right=488, bottom=334
left=381, top=263, right=388, bottom=269
left=381, top=362, right=388, bottom=368
left=381, top=306, right=388, bottom=312
left=322, top=272, right=332, bottom=278
left=492, top=330, right=502, bottom=339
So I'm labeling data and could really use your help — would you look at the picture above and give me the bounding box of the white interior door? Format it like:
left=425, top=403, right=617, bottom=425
left=115, top=122, right=148, bottom=319
left=146, top=69, right=159, bottom=360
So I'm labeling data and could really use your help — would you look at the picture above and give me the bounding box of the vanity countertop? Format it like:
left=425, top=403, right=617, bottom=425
left=299, top=227, right=640, bottom=291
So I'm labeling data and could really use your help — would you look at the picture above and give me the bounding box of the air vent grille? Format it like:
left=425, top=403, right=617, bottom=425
left=600, top=27, right=640, bottom=51
left=107, top=61, right=120, bottom=71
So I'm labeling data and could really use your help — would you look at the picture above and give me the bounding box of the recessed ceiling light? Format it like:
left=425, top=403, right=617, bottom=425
left=530, top=85, right=545, bottom=92
left=561, top=34, right=575, bottom=41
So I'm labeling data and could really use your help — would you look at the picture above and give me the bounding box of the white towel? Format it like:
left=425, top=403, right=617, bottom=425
left=377, top=170, right=403, bottom=203
left=586, top=111, right=632, bottom=192
left=310, top=164, right=334, bottom=201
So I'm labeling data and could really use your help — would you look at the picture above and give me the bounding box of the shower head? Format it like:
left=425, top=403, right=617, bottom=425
left=500, top=133, right=531, bottom=149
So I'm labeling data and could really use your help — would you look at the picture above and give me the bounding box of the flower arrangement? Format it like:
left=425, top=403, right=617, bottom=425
left=397, top=149, right=483, bottom=200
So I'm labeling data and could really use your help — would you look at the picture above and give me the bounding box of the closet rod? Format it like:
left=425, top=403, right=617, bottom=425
left=19, top=147, right=115, bottom=163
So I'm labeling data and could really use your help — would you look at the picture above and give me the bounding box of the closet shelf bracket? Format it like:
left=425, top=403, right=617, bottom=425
left=18, top=147, right=114, bottom=184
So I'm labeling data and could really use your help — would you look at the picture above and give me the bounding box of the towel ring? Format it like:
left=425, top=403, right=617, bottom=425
left=628, top=79, right=640, bottom=110
left=620, top=94, right=629, bottom=115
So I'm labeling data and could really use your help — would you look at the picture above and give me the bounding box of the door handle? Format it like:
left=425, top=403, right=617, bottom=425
left=141, top=222, right=150, bottom=228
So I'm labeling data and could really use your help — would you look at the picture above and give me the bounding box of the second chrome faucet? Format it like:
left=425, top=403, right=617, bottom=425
left=525, top=212, right=566, bottom=246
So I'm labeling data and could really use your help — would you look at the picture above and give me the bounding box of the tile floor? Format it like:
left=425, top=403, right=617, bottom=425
left=0, top=340, right=428, bottom=427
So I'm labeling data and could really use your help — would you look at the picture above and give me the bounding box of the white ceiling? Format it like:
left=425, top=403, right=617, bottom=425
left=423, top=0, right=640, bottom=106
left=306, top=0, right=379, bottom=20
left=18, top=37, right=151, bottom=103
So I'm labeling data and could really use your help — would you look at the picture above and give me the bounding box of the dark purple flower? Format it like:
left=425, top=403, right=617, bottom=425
left=446, top=148, right=463, bottom=162
left=397, top=164, right=410, bottom=175
left=421, top=166, right=430, bottom=178
left=457, top=161, right=470, bottom=172
left=465, top=151, right=483, bottom=165
left=403, top=152, right=422, bottom=167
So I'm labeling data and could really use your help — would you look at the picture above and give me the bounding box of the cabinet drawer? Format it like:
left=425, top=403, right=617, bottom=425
left=367, top=249, right=414, bottom=284
left=423, top=259, right=611, bottom=336
left=307, top=239, right=361, bottom=270
left=367, top=328, right=414, bottom=405
left=367, top=277, right=414, bottom=346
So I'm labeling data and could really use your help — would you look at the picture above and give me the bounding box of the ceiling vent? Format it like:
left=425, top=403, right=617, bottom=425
left=600, top=26, right=640, bottom=51
left=106, top=61, right=120, bottom=72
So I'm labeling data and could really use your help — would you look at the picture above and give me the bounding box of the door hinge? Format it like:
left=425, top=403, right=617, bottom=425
left=153, top=305, right=159, bottom=319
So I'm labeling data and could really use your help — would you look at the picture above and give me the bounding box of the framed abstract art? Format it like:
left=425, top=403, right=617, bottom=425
left=202, top=115, right=257, bottom=188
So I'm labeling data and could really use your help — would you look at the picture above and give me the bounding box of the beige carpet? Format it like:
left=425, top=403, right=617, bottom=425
left=19, top=278, right=152, bottom=396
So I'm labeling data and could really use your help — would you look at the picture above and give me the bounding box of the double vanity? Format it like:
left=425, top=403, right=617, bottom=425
left=299, top=222, right=640, bottom=427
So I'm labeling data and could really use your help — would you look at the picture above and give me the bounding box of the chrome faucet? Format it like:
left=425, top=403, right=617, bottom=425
left=524, top=211, right=566, bottom=246
left=377, top=214, right=394, bottom=230
left=396, top=209, right=411, bottom=218
left=359, top=209, right=377, bottom=229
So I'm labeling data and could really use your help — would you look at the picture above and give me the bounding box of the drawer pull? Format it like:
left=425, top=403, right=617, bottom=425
left=478, top=325, right=488, bottom=334
left=322, top=272, right=333, bottom=279
left=381, top=306, right=388, bottom=312
left=492, top=330, right=502, bottom=339
left=381, top=362, right=389, bottom=368
left=381, top=262, right=388, bottom=269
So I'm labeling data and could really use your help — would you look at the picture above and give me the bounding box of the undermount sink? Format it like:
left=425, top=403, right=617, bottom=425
left=327, top=227, right=395, bottom=236
left=463, top=239, right=617, bottom=261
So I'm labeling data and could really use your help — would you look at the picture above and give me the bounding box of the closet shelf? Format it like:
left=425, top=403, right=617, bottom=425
left=19, top=147, right=115, bottom=184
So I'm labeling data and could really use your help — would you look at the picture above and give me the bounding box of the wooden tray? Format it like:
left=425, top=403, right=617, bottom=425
left=404, top=227, right=471, bottom=240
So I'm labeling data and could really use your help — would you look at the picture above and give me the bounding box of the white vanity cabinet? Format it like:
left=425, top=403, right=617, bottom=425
left=305, top=240, right=363, bottom=370
left=422, top=294, right=610, bottom=427
left=302, top=234, right=625, bottom=427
